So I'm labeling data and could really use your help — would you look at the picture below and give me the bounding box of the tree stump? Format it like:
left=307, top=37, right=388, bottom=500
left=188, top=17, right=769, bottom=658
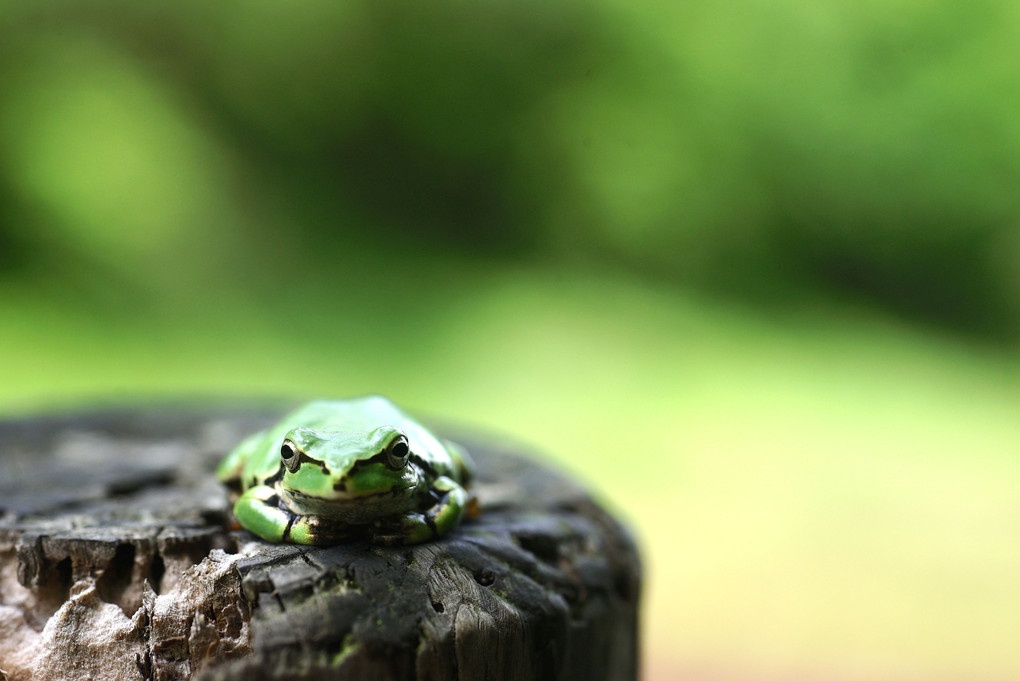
left=0, top=405, right=641, bottom=681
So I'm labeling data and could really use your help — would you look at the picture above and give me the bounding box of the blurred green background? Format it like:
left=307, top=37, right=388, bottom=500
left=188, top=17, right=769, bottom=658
left=2, top=1, right=1019, bottom=679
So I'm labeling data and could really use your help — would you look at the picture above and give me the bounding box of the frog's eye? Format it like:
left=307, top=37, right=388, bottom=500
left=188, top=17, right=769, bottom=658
left=280, top=439, right=301, bottom=473
left=385, top=434, right=410, bottom=470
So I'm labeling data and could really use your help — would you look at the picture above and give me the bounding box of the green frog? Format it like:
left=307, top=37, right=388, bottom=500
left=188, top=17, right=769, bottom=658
left=216, top=396, right=475, bottom=545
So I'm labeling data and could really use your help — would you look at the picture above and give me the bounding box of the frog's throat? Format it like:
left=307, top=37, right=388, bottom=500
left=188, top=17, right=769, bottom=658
left=275, top=480, right=422, bottom=522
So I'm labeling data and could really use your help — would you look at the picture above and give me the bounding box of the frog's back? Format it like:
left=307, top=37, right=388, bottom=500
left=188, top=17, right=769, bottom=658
left=303, top=396, right=459, bottom=475
left=287, top=396, right=411, bottom=432
left=239, top=396, right=459, bottom=485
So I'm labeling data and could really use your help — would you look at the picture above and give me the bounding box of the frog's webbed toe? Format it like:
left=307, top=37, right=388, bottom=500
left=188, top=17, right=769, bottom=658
left=369, top=476, right=468, bottom=545
left=233, top=485, right=292, bottom=543
left=233, top=485, right=355, bottom=545
left=287, top=514, right=357, bottom=546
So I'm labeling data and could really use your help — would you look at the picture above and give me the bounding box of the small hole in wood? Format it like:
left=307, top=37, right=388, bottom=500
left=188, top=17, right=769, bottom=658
left=53, top=556, right=72, bottom=601
left=150, top=551, right=165, bottom=595
left=614, top=570, right=634, bottom=601
left=514, top=533, right=559, bottom=564
left=96, top=543, right=137, bottom=608
left=474, top=569, right=495, bottom=587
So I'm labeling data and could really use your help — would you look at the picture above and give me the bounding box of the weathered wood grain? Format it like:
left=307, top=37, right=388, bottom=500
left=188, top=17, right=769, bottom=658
left=0, top=406, right=640, bottom=681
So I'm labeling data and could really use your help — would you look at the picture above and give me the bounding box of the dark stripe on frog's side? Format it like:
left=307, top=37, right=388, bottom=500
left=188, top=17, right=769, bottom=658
left=423, top=513, right=438, bottom=539
left=424, top=487, right=443, bottom=507
left=296, top=451, right=330, bottom=475
left=264, top=467, right=284, bottom=487
left=409, top=453, right=438, bottom=477
left=253, top=454, right=329, bottom=490
left=330, top=449, right=408, bottom=491
left=248, top=466, right=284, bottom=491
left=282, top=513, right=296, bottom=541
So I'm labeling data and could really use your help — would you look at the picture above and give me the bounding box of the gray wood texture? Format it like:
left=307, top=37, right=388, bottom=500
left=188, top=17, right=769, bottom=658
left=0, top=405, right=640, bottom=681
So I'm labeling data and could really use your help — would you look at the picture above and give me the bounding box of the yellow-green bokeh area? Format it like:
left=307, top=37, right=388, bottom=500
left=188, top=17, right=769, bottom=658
left=1, top=2, right=1019, bottom=680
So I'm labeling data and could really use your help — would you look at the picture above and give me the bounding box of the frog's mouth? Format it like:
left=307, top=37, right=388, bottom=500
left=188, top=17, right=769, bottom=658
left=281, top=487, right=421, bottom=523
left=285, top=485, right=410, bottom=505
left=278, top=463, right=421, bottom=521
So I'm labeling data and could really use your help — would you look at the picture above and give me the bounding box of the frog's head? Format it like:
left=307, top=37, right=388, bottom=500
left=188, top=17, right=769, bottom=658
left=276, top=425, right=421, bottom=521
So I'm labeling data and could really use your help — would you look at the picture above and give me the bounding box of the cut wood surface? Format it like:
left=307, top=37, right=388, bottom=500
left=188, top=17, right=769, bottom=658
left=0, top=405, right=640, bottom=681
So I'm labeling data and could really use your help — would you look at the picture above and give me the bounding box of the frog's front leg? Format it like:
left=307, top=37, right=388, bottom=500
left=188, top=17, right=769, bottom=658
left=233, top=485, right=354, bottom=545
left=370, top=476, right=468, bottom=546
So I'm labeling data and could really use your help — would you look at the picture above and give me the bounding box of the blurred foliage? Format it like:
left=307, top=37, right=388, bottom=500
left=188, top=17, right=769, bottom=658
left=0, top=0, right=1018, bottom=340
left=2, top=5, right=1019, bottom=679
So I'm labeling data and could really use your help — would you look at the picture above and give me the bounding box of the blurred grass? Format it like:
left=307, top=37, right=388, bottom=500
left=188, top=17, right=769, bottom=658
left=1, top=0, right=1019, bottom=679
